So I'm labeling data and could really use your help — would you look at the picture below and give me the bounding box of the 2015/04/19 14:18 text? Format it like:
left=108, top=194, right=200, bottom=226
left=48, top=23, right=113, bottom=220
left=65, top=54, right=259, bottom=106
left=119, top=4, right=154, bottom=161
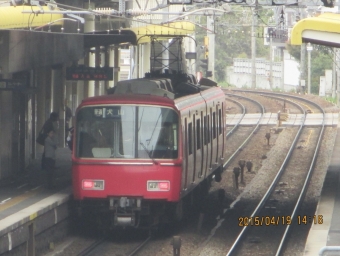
left=238, top=215, right=323, bottom=226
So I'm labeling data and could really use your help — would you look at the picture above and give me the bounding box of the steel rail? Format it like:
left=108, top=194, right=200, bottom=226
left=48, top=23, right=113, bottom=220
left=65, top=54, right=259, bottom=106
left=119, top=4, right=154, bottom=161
left=223, top=93, right=265, bottom=169
left=232, top=89, right=323, bottom=113
left=225, top=96, right=246, bottom=138
left=127, top=235, right=152, bottom=256
left=76, top=237, right=107, bottom=256
left=76, top=234, right=151, bottom=256
left=227, top=96, right=306, bottom=256
left=276, top=100, right=325, bottom=255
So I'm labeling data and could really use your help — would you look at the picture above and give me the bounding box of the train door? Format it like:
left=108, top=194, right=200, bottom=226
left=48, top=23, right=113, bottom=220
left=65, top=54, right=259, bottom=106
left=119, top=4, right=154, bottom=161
left=205, top=114, right=211, bottom=176
left=215, top=106, right=219, bottom=165
left=217, top=105, right=224, bottom=162
left=221, top=102, right=225, bottom=154
left=182, top=118, right=188, bottom=191
left=187, top=120, right=194, bottom=187
left=212, top=109, right=217, bottom=166
left=209, top=108, right=213, bottom=169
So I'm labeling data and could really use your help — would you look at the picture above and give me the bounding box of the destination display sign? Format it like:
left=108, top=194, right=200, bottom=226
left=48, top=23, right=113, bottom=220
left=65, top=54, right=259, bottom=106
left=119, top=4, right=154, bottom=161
left=66, top=66, right=113, bottom=81
left=0, top=79, right=26, bottom=91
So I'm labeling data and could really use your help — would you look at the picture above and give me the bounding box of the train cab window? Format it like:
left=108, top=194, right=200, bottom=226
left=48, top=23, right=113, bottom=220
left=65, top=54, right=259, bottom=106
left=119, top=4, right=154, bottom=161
left=76, top=106, right=135, bottom=158
left=137, top=107, right=178, bottom=159
left=196, top=119, right=201, bottom=150
left=76, top=106, right=178, bottom=159
left=188, top=122, right=193, bottom=155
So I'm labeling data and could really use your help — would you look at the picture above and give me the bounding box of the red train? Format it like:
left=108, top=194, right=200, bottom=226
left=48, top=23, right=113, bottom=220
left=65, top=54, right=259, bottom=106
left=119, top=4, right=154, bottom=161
left=72, top=75, right=226, bottom=228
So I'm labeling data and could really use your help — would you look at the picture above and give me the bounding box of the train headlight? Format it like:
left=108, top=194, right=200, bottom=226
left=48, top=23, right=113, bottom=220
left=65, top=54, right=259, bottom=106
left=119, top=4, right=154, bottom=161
left=82, top=179, right=104, bottom=190
left=147, top=180, right=170, bottom=191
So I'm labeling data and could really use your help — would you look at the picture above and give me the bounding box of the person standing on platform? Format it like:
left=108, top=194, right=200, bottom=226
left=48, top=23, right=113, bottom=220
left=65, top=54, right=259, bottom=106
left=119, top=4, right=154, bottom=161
left=44, top=129, right=57, bottom=189
left=64, top=100, right=72, bottom=144
left=40, top=112, right=59, bottom=169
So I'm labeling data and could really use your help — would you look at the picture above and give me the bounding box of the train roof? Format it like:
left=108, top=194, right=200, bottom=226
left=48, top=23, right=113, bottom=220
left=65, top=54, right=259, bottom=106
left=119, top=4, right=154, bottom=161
left=79, top=77, right=223, bottom=111
left=80, top=93, right=175, bottom=108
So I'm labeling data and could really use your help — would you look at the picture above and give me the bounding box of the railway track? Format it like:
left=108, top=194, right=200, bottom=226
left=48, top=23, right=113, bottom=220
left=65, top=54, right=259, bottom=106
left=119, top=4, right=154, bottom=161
left=76, top=237, right=107, bottom=256
left=225, top=97, right=245, bottom=138
left=76, top=233, right=152, bottom=256
left=231, top=89, right=324, bottom=114
left=226, top=95, right=325, bottom=255
left=223, top=93, right=265, bottom=169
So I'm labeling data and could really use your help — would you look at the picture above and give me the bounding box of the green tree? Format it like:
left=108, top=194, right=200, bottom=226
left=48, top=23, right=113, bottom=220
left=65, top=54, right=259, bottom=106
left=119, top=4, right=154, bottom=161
left=195, top=7, right=272, bottom=82
left=286, top=43, right=333, bottom=94
left=286, top=41, right=300, bottom=60
left=310, top=51, right=332, bottom=94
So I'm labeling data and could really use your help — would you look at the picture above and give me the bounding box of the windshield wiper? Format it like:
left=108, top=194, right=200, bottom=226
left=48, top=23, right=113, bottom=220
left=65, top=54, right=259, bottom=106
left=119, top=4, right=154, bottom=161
left=140, top=142, right=158, bottom=165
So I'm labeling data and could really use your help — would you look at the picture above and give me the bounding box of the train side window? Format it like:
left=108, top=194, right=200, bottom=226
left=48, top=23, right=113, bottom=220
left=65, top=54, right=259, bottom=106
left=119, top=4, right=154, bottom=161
left=207, top=115, right=210, bottom=144
left=185, top=118, right=188, bottom=157
left=203, top=116, right=207, bottom=145
left=213, top=112, right=216, bottom=139
left=219, top=109, right=222, bottom=135
left=188, top=122, right=193, bottom=155
left=196, top=119, right=201, bottom=150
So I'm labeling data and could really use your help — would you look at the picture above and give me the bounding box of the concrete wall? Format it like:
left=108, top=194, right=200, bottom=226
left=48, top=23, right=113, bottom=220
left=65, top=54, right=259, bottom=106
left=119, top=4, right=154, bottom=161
left=226, top=57, right=299, bottom=92
left=0, top=91, right=13, bottom=179
left=6, top=30, right=84, bottom=73
left=0, top=30, right=84, bottom=179
left=227, top=70, right=280, bottom=90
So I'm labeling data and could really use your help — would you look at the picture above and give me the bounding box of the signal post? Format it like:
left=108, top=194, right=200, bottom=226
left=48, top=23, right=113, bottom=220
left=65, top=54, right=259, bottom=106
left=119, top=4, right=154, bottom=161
left=277, top=111, right=288, bottom=127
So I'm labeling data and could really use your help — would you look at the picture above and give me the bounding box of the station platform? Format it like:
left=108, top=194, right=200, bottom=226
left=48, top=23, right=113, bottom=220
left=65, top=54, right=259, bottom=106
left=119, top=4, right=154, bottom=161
left=303, top=124, right=340, bottom=256
left=226, top=113, right=339, bottom=126
left=0, top=147, right=73, bottom=254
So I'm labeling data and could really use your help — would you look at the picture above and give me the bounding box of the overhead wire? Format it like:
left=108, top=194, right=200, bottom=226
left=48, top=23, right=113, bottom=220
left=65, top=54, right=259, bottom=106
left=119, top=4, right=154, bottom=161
left=29, top=4, right=36, bottom=29
left=20, top=0, right=229, bottom=33
left=36, top=0, right=194, bottom=32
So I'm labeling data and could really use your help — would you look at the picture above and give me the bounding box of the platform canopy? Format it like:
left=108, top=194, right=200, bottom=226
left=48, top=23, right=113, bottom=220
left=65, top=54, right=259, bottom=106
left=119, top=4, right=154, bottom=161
left=290, top=13, right=340, bottom=47
left=0, top=6, right=63, bottom=29
left=130, top=21, right=195, bottom=44
left=84, top=21, right=195, bottom=47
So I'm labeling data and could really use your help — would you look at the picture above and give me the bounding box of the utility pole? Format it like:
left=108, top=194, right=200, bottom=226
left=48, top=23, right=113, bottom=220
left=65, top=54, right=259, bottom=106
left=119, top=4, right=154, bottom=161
left=269, top=32, right=273, bottom=90
left=307, top=42, right=313, bottom=94
left=300, top=43, right=306, bottom=94
left=207, top=15, right=215, bottom=80
left=163, top=6, right=170, bottom=73
left=332, top=51, right=336, bottom=98
left=337, top=0, right=340, bottom=105
left=337, top=49, right=340, bottom=106
left=251, top=7, right=257, bottom=89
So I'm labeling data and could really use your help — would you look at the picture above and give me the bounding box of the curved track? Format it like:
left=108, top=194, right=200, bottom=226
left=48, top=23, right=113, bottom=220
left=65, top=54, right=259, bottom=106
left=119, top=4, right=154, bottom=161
left=223, top=93, right=265, bottom=170
left=226, top=93, right=326, bottom=256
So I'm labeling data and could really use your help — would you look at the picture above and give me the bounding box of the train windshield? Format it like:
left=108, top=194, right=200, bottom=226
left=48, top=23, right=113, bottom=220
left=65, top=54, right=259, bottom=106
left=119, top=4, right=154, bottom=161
left=76, top=105, right=179, bottom=159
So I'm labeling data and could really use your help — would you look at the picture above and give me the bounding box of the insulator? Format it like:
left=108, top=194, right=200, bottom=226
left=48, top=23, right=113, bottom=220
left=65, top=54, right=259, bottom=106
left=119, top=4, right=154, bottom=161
left=95, top=8, right=114, bottom=15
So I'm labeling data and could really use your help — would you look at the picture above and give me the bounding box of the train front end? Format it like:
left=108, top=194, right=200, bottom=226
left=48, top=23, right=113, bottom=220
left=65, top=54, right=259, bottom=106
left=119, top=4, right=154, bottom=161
left=72, top=96, right=182, bottom=228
